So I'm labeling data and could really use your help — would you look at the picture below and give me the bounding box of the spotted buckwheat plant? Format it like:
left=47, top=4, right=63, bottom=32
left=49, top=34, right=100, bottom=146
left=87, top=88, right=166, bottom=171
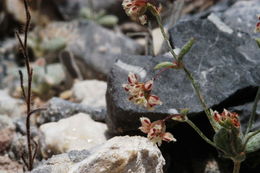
left=213, top=109, right=240, bottom=129
left=122, top=0, right=161, bottom=25
left=122, top=72, right=162, bottom=110
left=139, top=117, right=176, bottom=146
left=122, top=1, right=260, bottom=173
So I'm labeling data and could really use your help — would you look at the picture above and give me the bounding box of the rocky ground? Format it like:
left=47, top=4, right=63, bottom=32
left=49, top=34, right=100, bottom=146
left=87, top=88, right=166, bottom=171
left=0, top=0, right=260, bottom=173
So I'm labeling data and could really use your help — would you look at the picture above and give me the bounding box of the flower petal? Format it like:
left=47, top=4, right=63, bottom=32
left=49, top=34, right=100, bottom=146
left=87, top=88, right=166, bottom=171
left=139, top=117, right=151, bottom=133
left=144, top=79, right=153, bottom=91
left=140, top=117, right=151, bottom=126
left=128, top=72, right=138, bottom=84
left=147, top=95, right=162, bottom=107
left=163, top=132, right=176, bottom=142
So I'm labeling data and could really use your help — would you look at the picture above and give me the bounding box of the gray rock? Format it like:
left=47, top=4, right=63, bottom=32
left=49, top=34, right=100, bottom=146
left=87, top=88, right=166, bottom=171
left=38, top=20, right=142, bottom=80
left=9, top=133, right=27, bottom=160
left=222, top=0, right=260, bottom=37
left=181, top=0, right=236, bottom=21
left=39, top=97, right=106, bottom=125
left=66, top=20, right=143, bottom=80
left=31, top=153, right=73, bottom=173
left=0, top=90, right=23, bottom=118
left=14, top=117, right=39, bottom=137
left=207, top=13, right=234, bottom=34
left=0, top=115, right=15, bottom=152
left=106, top=18, right=260, bottom=134
left=53, top=0, right=88, bottom=20
left=72, top=80, right=107, bottom=108
left=69, top=136, right=165, bottom=173
left=0, top=155, right=23, bottom=173
left=68, top=150, right=92, bottom=163
left=0, top=115, right=15, bottom=131
left=32, top=136, right=165, bottom=173
left=0, top=39, right=18, bottom=89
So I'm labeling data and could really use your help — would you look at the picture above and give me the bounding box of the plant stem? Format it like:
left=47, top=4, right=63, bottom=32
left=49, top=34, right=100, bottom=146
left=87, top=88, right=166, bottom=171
left=232, top=161, right=241, bottom=173
left=16, top=0, right=35, bottom=170
left=154, top=14, right=178, bottom=60
left=154, top=13, right=217, bottom=131
left=183, top=66, right=218, bottom=131
left=186, top=119, right=225, bottom=153
left=245, top=87, right=260, bottom=135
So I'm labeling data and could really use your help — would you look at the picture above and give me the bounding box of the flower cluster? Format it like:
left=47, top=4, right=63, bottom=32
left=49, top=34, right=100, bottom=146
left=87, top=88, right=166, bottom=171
left=213, top=109, right=240, bottom=129
left=122, top=72, right=162, bottom=110
left=139, top=117, right=176, bottom=146
left=255, top=14, right=260, bottom=33
left=122, top=0, right=161, bottom=25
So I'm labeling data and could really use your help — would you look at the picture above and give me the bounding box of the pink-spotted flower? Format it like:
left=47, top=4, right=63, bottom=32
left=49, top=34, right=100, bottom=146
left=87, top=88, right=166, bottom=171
left=213, top=109, right=240, bottom=129
left=122, top=0, right=161, bottom=25
left=139, top=117, right=176, bottom=146
left=122, top=72, right=162, bottom=110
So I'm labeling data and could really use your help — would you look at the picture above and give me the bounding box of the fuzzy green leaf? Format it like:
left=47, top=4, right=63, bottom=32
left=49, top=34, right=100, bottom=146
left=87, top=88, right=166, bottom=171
left=180, top=108, right=190, bottom=115
left=245, top=132, right=260, bottom=153
left=178, top=38, right=195, bottom=60
left=154, top=62, right=174, bottom=70
left=256, top=38, right=260, bottom=48
left=213, top=128, right=243, bottom=158
left=97, top=15, right=118, bottom=27
left=41, top=37, right=66, bottom=52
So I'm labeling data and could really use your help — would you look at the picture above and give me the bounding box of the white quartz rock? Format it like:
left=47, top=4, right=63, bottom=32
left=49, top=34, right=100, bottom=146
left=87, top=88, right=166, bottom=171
left=72, top=80, right=107, bottom=108
left=69, top=136, right=165, bottom=173
left=40, top=113, right=107, bottom=154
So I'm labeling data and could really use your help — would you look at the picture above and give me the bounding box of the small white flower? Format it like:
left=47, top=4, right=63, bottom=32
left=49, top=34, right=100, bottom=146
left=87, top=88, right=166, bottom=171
left=139, top=117, right=176, bottom=146
left=123, top=72, right=162, bottom=110
left=122, top=0, right=161, bottom=25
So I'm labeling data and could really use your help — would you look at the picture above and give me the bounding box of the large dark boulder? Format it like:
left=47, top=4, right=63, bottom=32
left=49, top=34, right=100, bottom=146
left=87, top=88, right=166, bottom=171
left=41, top=20, right=143, bottom=80
left=106, top=18, right=260, bottom=134
left=222, top=0, right=260, bottom=37
left=105, top=17, right=260, bottom=173
left=65, top=20, right=143, bottom=80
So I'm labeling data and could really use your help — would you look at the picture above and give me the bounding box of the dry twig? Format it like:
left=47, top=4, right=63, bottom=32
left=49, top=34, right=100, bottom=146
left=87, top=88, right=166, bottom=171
left=15, top=0, right=46, bottom=171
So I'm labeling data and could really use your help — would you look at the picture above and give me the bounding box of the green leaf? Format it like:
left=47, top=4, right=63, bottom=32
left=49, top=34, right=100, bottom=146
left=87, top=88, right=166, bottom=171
left=178, top=38, right=195, bottom=60
left=80, top=8, right=94, bottom=19
left=245, top=132, right=260, bottom=153
left=95, top=10, right=106, bottom=19
left=213, top=128, right=243, bottom=158
left=214, top=128, right=233, bottom=156
left=256, top=38, right=260, bottom=48
left=154, top=61, right=174, bottom=70
left=180, top=108, right=190, bottom=115
left=41, top=37, right=66, bottom=52
left=97, top=15, right=119, bottom=27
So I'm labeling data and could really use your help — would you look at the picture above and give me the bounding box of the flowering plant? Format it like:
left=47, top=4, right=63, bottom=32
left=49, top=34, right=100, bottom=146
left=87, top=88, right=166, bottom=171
left=122, top=72, right=162, bottom=110
left=139, top=117, right=176, bottom=146
left=122, top=1, right=260, bottom=173
left=122, top=0, right=161, bottom=25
